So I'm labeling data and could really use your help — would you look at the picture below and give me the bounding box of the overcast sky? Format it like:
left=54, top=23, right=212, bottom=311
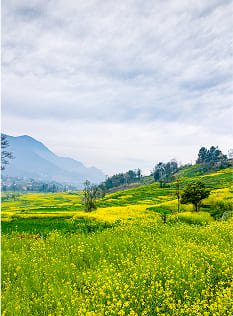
left=2, top=0, right=233, bottom=175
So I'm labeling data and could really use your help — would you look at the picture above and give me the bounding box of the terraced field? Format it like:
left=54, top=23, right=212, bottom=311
left=1, top=191, right=83, bottom=221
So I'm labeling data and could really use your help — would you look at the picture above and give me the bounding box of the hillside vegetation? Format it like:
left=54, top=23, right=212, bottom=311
left=1, top=165, right=233, bottom=315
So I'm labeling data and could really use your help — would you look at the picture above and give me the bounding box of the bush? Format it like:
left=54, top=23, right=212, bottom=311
left=167, top=212, right=213, bottom=226
left=146, top=206, right=172, bottom=223
left=210, top=200, right=232, bottom=219
left=222, top=211, right=233, bottom=221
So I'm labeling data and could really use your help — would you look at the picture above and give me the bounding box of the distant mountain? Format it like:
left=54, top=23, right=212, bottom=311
left=2, top=134, right=105, bottom=188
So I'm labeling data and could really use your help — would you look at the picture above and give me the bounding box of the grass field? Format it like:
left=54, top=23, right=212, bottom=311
left=1, top=167, right=233, bottom=315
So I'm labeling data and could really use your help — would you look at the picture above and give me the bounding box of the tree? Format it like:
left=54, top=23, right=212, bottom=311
left=181, top=181, right=210, bottom=212
left=1, top=134, right=14, bottom=170
left=153, top=159, right=178, bottom=186
left=153, top=170, right=160, bottom=182
left=137, top=168, right=142, bottom=180
left=228, top=149, right=233, bottom=159
left=99, top=169, right=142, bottom=191
left=83, top=180, right=102, bottom=212
left=196, top=146, right=227, bottom=165
left=196, top=147, right=208, bottom=164
left=153, top=162, right=165, bottom=185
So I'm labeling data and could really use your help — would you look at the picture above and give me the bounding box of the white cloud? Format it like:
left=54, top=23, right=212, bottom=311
left=2, top=115, right=232, bottom=175
left=2, top=0, right=233, bottom=175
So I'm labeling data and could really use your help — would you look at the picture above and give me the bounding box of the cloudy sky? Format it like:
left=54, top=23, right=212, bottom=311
left=2, top=0, right=233, bottom=175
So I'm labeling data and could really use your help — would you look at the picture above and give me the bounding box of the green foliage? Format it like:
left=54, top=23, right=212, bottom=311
left=153, top=159, right=178, bottom=184
left=181, top=181, right=210, bottom=211
left=83, top=180, right=102, bottom=212
left=175, top=164, right=209, bottom=178
left=146, top=206, right=172, bottom=214
left=209, top=200, right=233, bottom=220
left=1, top=217, right=113, bottom=237
left=222, top=211, right=233, bottom=221
left=196, top=146, right=227, bottom=166
left=146, top=206, right=172, bottom=223
left=167, top=211, right=214, bottom=226
left=99, top=168, right=142, bottom=191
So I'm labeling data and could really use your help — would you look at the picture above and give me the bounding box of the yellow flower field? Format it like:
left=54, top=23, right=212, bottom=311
left=2, top=216, right=232, bottom=315
left=1, top=170, right=233, bottom=315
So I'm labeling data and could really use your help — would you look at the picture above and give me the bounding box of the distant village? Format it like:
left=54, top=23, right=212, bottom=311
left=1, top=176, right=77, bottom=193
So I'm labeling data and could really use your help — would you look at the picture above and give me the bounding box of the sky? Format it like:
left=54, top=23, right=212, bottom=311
left=2, top=0, right=233, bottom=176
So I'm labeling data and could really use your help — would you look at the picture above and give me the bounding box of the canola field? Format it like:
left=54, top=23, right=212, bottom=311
left=1, top=168, right=233, bottom=315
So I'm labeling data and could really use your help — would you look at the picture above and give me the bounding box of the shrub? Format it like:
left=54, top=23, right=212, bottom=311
left=222, top=211, right=233, bottom=220
left=146, top=206, right=172, bottom=223
left=210, top=200, right=233, bottom=219
left=167, top=211, right=214, bottom=226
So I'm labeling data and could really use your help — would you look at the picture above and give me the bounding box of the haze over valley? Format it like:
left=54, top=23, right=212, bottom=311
left=2, top=134, right=105, bottom=188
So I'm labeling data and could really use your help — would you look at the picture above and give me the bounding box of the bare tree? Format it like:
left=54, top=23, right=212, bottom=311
left=1, top=134, right=14, bottom=170
left=228, top=149, right=233, bottom=159
left=83, top=180, right=103, bottom=212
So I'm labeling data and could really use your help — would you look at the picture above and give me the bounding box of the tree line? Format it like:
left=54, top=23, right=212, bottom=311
left=152, top=159, right=179, bottom=187
left=99, top=169, right=142, bottom=191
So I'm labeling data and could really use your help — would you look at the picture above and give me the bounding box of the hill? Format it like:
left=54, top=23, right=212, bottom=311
left=98, top=167, right=233, bottom=207
left=2, top=165, right=232, bottom=222
left=2, top=134, right=105, bottom=188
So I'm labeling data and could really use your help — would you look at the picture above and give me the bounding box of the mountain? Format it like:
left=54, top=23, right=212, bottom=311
left=2, top=134, right=105, bottom=188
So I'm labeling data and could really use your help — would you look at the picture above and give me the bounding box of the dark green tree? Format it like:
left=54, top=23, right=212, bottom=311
left=196, top=147, right=208, bottom=164
left=196, top=146, right=227, bottom=165
left=181, top=181, right=210, bottom=212
left=137, top=168, right=142, bottom=180
left=153, top=170, right=160, bottom=182
left=99, top=169, right=141, bottom=191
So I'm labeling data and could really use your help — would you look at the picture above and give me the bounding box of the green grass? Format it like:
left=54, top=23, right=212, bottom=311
left=1, top=217, right=114, bottom=237
left=1, top=191, right=84, bottom=221
left=167, top=211, right=214, bottom=226
left=99, top=168, right=233, bottom=208
left=98, top=185, right=176, bottom=208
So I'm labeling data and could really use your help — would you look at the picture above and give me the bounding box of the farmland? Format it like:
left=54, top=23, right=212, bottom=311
left=1, top=167, right=233, bottom=315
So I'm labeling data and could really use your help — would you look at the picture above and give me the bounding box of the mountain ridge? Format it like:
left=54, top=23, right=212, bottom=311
left=2, top=134, right=105, bottom=188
